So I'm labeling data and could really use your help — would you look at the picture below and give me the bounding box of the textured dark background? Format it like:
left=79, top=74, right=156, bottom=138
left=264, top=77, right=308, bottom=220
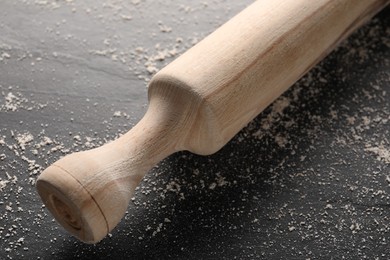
left=0, top=1, right=389, bottom=259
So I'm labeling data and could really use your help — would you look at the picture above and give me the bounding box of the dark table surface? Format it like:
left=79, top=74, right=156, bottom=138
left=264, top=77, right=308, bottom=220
left=0, top=1, right=389, bottom=259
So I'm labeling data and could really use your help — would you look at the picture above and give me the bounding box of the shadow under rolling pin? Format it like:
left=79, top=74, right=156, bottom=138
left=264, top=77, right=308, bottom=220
left=36, top=0, right=389, bottom=243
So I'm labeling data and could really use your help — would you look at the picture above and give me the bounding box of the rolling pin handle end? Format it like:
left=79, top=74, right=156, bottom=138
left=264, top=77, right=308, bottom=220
left=36, top=164, right=109, bottom=244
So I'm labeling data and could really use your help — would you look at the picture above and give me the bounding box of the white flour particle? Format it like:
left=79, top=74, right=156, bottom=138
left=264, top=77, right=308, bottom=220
left=275, top=134, right=288, bottom=148
left=209, top=182, right=217, bottom=190
left=0, top=180, right=10, bottom=191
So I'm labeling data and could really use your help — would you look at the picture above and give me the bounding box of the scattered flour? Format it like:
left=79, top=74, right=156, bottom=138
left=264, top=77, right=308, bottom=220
left=15, top=132, right=34, bottom=151
left=365, top=144, right=390, bottom=164
left=1, top=92, right=26, bottom=112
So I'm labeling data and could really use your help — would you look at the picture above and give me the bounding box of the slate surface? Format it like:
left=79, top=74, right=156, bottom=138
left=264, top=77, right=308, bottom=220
left=0, top=1, right=389, bottom=259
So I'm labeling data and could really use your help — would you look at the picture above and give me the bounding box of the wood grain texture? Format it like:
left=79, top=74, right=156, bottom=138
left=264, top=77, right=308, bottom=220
left=36, top=0, right=389, bottom=243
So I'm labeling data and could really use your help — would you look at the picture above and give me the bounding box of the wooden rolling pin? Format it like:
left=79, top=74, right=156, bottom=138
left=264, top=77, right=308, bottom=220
left=36, top=0, right=388, bottom=243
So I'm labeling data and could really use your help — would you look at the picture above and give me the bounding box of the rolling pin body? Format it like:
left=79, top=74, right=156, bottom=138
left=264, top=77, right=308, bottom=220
left=36, top=0, right=388, bottom=243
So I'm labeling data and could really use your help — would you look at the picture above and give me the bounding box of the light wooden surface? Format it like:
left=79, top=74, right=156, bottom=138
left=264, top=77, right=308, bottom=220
left=36, top=0, right=389, bottom=243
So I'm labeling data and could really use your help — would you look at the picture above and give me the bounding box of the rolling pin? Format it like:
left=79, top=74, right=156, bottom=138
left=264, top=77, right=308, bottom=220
left=36, top=0, right=389, bottom=243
